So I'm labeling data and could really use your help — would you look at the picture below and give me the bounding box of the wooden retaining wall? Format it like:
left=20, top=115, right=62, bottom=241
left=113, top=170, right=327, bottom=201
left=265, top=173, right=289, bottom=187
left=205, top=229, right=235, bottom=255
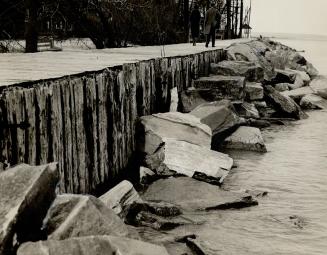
left=0, top=49, right=226, bottom=194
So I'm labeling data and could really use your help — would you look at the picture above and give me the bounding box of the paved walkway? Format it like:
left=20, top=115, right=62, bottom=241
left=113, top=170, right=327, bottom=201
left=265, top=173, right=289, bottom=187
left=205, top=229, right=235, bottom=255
left=0, top=39, right=249, bottom=87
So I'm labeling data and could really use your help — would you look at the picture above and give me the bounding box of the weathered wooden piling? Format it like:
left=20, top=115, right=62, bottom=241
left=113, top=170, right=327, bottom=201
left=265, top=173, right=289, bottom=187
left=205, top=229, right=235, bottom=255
left=0, top=49, right=226, bottom=194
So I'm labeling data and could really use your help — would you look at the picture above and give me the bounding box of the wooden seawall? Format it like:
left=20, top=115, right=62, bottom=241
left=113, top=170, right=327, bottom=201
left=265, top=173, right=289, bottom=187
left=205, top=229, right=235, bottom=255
left=0, top=48, right=226, bottom=194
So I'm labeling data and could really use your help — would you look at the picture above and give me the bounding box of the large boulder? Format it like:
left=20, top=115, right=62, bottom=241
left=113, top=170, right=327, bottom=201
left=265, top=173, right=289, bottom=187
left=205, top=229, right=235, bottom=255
left=275, top=83, right=290, bottom=92
left=43, top=194, right=134, bottom=240
left=310, top=76, right=327, bottom=99
left=193, top=75, right=245, bottom=101
left=222, top=126, right=267, bottom=152
left=136, top=112, right=212, bottom=169
left=179, top=87, right=215, bottom=113
left=245, top=82, right=264, bottom=100
left=142, top=177, right=258, bottom=210
left=0, top=163, right=58, bottom=255
left=233, top=102, right=260, bottom=119
left=17, top=235, right=170, bottom=255
left=265, top=85, right=308, bottom=119
left=161, top=140, right=233, bottom=185
left=99, top=180, right=143, bottom=218
left=190, top=100, right=243, bottom=137
left=226, top=42, right=276, bottom=81
left=281, top=86, right=314, bottom=102
left=300, top=94, right=326, bottom=110
left=274, top=69, right=311, bottom=90
left=210, top=61, right=264, bottom=82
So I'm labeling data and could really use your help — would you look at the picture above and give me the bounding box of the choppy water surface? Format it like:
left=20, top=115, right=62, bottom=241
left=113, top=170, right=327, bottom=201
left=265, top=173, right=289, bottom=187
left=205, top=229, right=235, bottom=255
left=198, top=37, right=327, bottom=255
left=199, top=37, right=327, bottom=255
left=140, top=37, right=327, bottom=254
left=216, top=109, right=327, bottom=255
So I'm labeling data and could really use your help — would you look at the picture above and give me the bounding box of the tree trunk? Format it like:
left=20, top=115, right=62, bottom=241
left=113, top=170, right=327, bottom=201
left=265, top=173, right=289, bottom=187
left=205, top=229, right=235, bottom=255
left=25, top=0, right=39, bottom=53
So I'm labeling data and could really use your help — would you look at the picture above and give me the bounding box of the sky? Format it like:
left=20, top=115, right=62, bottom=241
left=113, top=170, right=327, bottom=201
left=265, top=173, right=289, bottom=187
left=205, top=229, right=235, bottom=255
left=249, top=0, right=327, bottom=36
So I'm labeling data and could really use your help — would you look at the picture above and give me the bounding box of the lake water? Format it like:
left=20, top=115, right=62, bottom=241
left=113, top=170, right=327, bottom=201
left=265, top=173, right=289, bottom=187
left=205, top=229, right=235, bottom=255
left=140, top=36, right=327, bottom=255
left=212, top=36, right=327, bottom=254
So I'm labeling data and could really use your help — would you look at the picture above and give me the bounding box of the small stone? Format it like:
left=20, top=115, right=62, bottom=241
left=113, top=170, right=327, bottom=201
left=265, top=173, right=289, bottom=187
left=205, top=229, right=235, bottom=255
left=99, top=180, right=143, bottom=218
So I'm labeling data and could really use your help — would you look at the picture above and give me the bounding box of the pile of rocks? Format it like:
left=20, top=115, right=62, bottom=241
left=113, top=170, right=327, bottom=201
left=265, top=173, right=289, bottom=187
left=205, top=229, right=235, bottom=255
left=1, top=38, right=326, bottom=255
left=0, top=164, right=258, bottom=255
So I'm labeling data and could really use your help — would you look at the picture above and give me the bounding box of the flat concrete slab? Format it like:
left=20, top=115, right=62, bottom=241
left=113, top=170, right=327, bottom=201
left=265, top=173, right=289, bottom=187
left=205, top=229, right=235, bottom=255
left=0, top=39, right=249, bottom=87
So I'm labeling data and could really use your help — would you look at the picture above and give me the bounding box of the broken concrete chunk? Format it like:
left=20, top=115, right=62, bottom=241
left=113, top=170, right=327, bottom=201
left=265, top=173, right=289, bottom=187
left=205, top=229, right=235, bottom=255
left=275, top=83, right=290, bottom=92
left=137, top=112, right=212, bottom=151
left=281, top=86, right=314, bottom=102
left=0, top=163, right=58, bottom=255
left=163, top=140, right=233, bottom=185
left=226, top=42, right=276, bottom=81
left=190, top=100, right=242, bottom=136
left=265, top=85, right=308, bottom=119
left=17, top=235, right=170, bottom=255
left=99, top=180, right=143, bottom=218
left=310, top=76, right=327, bottom=99
left=193, top=75, right=245, bottom=101
left=233, top=102, right=260, bottom=119
left=210, top=61, right=264, bottom=82
left=300, top=94, right=326, bottom=110
left=43, top=194, right=133, bottom=240
left=223, top=126, right=267, bottom=152
left=245, top=82, right=264, bottom=100
left=142, top=177, right=257, bottom=210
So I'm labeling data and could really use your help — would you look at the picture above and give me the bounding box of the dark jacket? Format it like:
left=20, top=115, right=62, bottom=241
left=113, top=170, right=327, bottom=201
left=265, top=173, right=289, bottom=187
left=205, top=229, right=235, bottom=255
left=190, top=9, right=201, bottom=38
left=204, top=7, right=218, bottom=35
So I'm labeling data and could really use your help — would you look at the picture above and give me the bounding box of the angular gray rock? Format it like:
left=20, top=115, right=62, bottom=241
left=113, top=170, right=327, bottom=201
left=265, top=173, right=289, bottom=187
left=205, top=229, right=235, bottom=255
left=281, top=86, right=314, bottom=102
left=275, top=69, right=310, bottom=90
left=99, top=180, right=143, bottom=218
left=210, top=61, right=264, bottom=82
left=310, top=76, right=327, bottom=99
left=180, top=87, right=216, bottom=113
left=17, top=235, right=170, bottom=255
left=223, top=126, right=267, bottom=152
left=142, top=177, right=258, bottom=210
left=43, top=194, right=134, bottom=240
left=0, top=163, right=58, bottom=255
left=162, top=140, right=233, bottom=185
left=233, top=102, right=260, bottom=119
left=190, top=100, right=243, bottom=136
left=245, top=82, right=264, bottom=100
left=275, top=83, right=290, bottom=92
left=193, top=75, right=245, bottom=101
left=138, top=112, right=212, bottom=150
left=140, top=166, right=157, bottom=185
left=226, top=42, right=276, bottom=81
left=265, top=85, right=308, bottom=119
left=300, top=94, right=326, bottom=110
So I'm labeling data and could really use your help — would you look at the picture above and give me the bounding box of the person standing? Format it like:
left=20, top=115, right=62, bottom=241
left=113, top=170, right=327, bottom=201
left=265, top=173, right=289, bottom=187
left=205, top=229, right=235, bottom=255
left=204, top=3, right=218, bottom=47
left=190, top=4, right=201, bottom=46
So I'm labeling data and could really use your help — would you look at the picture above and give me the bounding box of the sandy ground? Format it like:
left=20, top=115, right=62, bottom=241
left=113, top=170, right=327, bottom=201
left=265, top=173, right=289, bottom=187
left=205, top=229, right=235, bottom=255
left=0, top=38, right=250, bottom=87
